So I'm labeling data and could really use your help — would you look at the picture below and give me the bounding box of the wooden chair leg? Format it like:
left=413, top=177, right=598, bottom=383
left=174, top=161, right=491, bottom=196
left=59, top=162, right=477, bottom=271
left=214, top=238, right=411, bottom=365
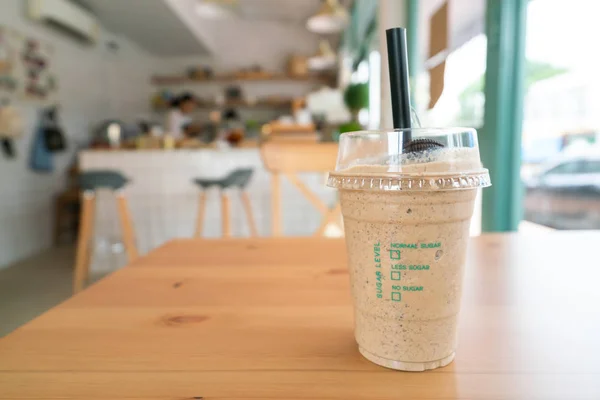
left=221, top=190, right=231, bottom=238
left=194, top=191, right=207, bottom=237
left=240, top=191, right=258, bottom=237
left=116, top=192, right=139, bottom=262
left=284, top=172, right=328, bottom=214
left=271, top=173, right=281, bottom=236
left=83, top=197, right=97, bottom=285
left=73, top=192, right=95, bottom=293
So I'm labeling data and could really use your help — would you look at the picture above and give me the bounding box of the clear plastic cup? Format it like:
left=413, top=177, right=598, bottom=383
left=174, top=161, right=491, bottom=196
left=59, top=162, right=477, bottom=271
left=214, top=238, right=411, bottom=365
left=328, top=128, right=491, bottom=371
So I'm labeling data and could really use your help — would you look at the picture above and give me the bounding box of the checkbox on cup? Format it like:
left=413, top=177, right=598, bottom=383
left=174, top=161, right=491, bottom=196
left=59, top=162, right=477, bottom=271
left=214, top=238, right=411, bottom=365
left=392, top=292, right=401, bottom=302
left=389, top=250, right=401, bottom=260
left=391, top=271, right=401, bottom=280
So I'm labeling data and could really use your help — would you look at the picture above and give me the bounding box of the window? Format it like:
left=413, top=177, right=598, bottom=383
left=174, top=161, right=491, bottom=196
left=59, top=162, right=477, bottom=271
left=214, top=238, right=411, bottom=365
left=521, top=0, right=600, bottom=230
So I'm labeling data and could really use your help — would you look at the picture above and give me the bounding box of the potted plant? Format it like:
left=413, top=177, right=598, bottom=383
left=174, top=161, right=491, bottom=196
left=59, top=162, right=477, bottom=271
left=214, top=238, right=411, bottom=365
left=340, top=82, right=369, bottom=133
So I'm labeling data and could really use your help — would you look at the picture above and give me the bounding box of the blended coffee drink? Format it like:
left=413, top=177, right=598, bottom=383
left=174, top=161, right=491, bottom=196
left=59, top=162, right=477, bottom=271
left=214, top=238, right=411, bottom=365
left=328, top=128, right=490, bottom=371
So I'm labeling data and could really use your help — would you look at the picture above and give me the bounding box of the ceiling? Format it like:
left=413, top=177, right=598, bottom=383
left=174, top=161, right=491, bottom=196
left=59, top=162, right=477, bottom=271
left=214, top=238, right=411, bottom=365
left=79, top=0, right=330, bottom=57
left=78, top=0, right=483, bottom=61
left=81, top=0, right=211, bottom=56
left=232, top=0, right=321, bottom=23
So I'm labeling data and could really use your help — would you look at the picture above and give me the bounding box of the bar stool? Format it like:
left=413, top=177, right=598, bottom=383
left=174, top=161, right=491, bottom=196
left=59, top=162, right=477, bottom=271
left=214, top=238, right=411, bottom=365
left=73, top=170, right=138, bottom=293
left=193, top=168, right=257, bottom=238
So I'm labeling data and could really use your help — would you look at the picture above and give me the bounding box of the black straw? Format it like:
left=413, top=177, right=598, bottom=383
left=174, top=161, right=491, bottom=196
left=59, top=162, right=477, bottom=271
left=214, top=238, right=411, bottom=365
left=386, top=27, right=412, bottom=142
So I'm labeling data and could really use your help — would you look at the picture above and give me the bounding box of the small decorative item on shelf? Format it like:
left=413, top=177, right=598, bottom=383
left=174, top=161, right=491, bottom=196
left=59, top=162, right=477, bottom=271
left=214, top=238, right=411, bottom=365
left=226, top=128, right=244, bottom=146
left=186, top=67, right=198, bottom=79
left=292, top=97, right=312, bottom=125
left=92, top=120, right=138, bottom=149
left=235, top=65, right=273, bottom=80
left=287, top=55, right=309, bottom=78
left=187, top=65, right=214, bottom=80
left=245, top=119, right=260, bottom=138
left=178, top=137, right=206, bottom=149
left=224, top=85, right=243, bottom=102
left=263, top=95, right=290, bottom=107
left=135, top=134, right=161, bottom=150
left=162, top=133, right=175, bottom=150
left=222, top=108, right=244, bottom=146
left=245, top=95, right=257, bottom=106
left=106, top=122, right=121, bottom=149
left=151, top=90, right=173, bottom=110
left=196, top=97, right=213, bottom=107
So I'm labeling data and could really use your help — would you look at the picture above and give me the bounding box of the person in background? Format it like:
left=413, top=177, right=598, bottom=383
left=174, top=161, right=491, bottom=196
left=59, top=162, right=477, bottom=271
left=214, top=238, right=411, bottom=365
left=165, top=92, right=198, bottom=139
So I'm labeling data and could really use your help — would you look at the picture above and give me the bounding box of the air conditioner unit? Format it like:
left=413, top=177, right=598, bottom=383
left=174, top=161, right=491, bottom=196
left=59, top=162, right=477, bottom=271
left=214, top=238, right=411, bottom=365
left=28, top=0, right=100, bottom=44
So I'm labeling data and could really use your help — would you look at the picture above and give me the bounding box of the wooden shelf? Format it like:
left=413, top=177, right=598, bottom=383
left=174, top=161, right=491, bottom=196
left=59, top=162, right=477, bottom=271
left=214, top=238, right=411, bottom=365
left=151, top=74, right=334, bottom=86
left=152, top=99, right=293, bottom=112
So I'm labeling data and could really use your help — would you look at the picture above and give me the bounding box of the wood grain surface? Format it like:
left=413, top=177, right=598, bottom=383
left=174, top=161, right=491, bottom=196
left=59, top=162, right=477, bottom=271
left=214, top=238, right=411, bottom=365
left=1, top=233, right=599, bottom=399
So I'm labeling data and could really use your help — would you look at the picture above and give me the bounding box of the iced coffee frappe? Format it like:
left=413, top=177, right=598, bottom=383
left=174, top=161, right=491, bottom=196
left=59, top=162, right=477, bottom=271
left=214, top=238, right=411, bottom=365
left=328, top=129, right=491, bottom=371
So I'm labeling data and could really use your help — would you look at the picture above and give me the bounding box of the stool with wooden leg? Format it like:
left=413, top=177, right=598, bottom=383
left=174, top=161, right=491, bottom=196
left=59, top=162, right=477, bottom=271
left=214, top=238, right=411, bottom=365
left=73, top=170, right=138, bottom=293
left=193, top=168, right=257, bottom=238
left=260, top=141, right=340, bottom=236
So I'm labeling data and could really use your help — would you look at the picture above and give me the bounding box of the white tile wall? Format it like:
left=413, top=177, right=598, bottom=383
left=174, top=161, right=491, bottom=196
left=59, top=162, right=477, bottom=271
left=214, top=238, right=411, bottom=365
left=0, top=0, right=160, bottom=268
left=0, top=0, right=323, bottom=268
left=80, top=150, right=338, bottom=256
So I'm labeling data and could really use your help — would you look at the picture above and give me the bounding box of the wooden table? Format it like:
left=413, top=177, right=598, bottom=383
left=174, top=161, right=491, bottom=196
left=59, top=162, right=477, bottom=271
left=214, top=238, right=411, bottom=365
left=1, top=233, right=599, bottom=399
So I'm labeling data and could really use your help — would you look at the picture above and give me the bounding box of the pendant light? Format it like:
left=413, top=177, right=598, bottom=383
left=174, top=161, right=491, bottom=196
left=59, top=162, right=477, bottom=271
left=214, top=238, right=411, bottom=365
left=306, top=0, right=349, bottom=34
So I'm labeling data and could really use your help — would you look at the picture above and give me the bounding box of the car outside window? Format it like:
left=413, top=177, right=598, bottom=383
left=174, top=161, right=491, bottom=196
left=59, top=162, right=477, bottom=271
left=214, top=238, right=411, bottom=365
left=581, top=161, right=600, bottom=174
left=544, top=161, right=583, bottom=176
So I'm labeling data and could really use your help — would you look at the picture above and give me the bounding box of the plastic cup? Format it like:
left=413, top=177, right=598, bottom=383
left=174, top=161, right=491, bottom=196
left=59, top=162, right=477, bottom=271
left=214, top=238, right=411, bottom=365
left=327, top=128, right=491, bottom=371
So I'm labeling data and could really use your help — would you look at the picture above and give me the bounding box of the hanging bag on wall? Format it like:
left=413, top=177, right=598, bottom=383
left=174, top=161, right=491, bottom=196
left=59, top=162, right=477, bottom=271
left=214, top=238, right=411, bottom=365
left=42, top=106, right=66, bottom=152
left=0, top=104, right=25, bottom=159
left=29, top=108, right=53, bottom=172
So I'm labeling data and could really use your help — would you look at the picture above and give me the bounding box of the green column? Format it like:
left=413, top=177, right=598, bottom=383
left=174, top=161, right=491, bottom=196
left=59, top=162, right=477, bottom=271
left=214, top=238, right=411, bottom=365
left=481, top=0, right=527, bottom=232
left=406, top=0, right=419, bottom=102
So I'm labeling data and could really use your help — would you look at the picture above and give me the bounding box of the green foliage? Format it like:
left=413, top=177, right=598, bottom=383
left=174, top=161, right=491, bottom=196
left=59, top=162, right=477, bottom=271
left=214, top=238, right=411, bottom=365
left=525, top=61, right=568, bottom=88
left=245, top=119, right=259, bottom=130
left=459, top=60, right=568, bottom=101
left=457, top=59, right=568, bottom=124
left=344, top=83, right=370, bottom=111
left=339, top=121, right=363, bottom=134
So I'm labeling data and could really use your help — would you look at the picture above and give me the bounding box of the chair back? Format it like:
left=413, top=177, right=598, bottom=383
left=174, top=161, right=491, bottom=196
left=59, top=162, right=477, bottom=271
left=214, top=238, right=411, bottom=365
left=260, top=142, right=338, bottom=173
left=260, top=142, right=340, bottom=236
left=225, top=168, right=254, bottom=189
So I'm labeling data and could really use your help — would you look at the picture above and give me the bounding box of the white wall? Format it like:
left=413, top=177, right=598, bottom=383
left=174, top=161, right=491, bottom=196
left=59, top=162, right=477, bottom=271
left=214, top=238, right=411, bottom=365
left=163, top=0, right=321, bottom=73
left=0, top=0, right=159, bottom=268
left=153, top=14, right=320, bottom=74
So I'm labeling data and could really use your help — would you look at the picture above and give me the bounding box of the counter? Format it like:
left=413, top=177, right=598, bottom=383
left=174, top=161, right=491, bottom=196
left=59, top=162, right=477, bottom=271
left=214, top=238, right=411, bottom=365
left=79, top=149, right=338, bottom=256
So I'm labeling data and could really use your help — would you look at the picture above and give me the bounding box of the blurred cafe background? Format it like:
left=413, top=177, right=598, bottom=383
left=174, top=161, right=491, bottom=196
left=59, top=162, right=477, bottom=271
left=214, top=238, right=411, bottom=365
left=1, top=0, right=599, bottom=334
